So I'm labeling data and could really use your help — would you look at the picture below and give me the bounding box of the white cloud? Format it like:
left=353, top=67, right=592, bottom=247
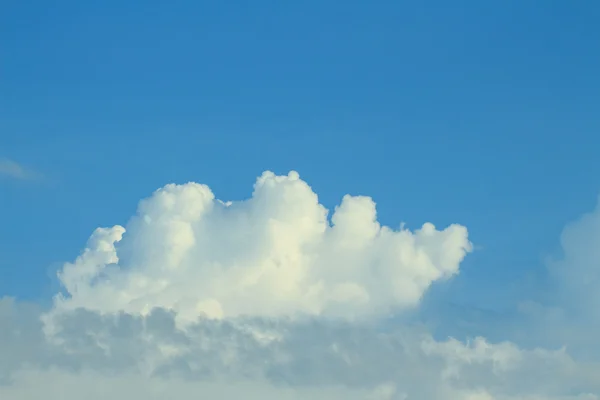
left=45, top=171, right=471, bottom=329
left=1, top=170, right=599, bottom=399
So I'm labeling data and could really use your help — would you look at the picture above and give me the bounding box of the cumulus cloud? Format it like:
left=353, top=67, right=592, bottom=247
left=1, top=171, right=600, bottom=399
left=46, top=171, right=471, bottom=328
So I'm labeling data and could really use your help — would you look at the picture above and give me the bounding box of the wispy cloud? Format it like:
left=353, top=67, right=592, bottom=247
left=0, top=158, right=40, bottom=180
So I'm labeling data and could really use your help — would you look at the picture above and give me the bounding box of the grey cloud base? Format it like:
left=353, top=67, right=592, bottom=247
left=1, top=299, right=599, bottom=399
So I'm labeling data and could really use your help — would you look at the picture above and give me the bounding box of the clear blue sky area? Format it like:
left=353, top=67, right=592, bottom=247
left=1, top=1, right=599, bottom=309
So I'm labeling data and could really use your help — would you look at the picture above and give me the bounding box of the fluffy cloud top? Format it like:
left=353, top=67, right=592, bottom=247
left=2, top=171, right=600, bottom=399
left=48, top=171, right=471, bottom=327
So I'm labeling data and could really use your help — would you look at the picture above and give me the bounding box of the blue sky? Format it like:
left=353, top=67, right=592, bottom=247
left=2, top=2, right=600, bottom=398
left=3, top=1, right=599, bottom=307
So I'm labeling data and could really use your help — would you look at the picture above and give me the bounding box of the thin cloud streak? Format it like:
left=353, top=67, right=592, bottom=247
left=0, top=158, right=40, bottom=180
